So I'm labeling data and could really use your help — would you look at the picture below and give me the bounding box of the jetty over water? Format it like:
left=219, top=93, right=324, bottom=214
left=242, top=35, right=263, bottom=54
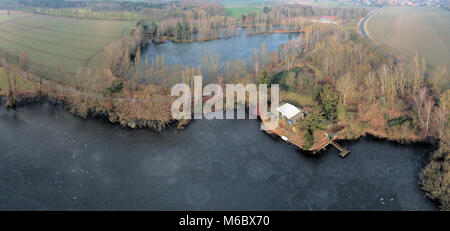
left=331, top=141, right=351, bottom=158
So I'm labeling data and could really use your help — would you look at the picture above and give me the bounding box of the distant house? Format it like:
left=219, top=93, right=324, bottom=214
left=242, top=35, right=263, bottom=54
left=275, top=102, right=306, bottom=125
left=319, top=16, right=339, bottom=24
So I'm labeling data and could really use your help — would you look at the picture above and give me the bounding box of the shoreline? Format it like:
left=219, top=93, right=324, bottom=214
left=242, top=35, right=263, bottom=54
left=1, top=97, right=436, bottom=148
left=0, top=99, right=441, bottom=210
left=150, top=28, right=302, bottom=45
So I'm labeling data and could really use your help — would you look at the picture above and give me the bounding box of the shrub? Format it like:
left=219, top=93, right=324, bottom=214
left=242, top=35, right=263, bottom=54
left=259, top=71, right=270, bottom=85
left=102, top=80, right=123, bottom=97
left=302, top=129, right=314, bottom=150
left=380, top=97, right=387, bottom=109
left=388, top=116, right=412, bottom=127
left=337, top=101, right=346, bottom=121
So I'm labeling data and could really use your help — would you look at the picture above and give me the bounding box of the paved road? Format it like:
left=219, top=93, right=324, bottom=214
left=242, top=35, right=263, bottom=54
left=360, top=8, right=381, bottom=41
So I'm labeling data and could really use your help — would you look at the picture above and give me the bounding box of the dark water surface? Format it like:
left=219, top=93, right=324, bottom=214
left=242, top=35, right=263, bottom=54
left=142, top=33, right=299, bottom=67
left=0, top=103, right=437, bottom=210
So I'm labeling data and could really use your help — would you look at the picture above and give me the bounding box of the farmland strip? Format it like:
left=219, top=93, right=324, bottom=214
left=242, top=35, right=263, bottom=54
left=23, top=16, right=132, bottom=36
left=14, top=19, right=121, bottom=40
left=0, top=27, right=99, bottom=52
left=0, top=34, right=84, bottom=61
left=0, top=23, right=111, bottom=46
left=0, top=14, right=37, bottom=25
left=32, top=13, right=136, bottom=28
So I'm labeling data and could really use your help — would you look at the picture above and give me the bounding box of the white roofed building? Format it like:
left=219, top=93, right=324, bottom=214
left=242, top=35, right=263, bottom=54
left=275, top=102, right=306, bottom=124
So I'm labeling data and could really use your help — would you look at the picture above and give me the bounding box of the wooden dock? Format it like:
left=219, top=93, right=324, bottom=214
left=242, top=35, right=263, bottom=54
left=331, top=141, right=351, bottom=158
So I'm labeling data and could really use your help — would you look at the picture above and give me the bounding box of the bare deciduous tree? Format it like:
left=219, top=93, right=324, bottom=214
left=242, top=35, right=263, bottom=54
left=336, top=73, right=355, bottom=106
left=424, top=97, right=434, bottom=137
left=279, top=40, right=300, bottom=71
left=434, top=90, right=449, bottom=139
left=413, top=88, right=427, bottom=123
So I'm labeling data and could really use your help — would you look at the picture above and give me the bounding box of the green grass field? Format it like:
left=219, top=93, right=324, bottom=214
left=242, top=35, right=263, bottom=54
left=222, top=0, right=266, bottom=7
left=223, top=0, right=266, bottom=18
left=281, top=91, right=314, bottom=108
left=301, top=0, right=367, bottom=7
left=367, top=7, right=450, bottom=68
left=0, top=68, right=34, bottom=91
left=0, top=10, right=135, bottom=73
left=225, top=7, right=263, bottom=17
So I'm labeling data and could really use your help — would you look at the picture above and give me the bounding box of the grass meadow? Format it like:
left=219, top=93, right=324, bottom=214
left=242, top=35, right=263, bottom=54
left=366, top=6, right=450, bottom=68
left=0, top=10, right=135, bottom=73
left=225, top=6, right=263, bottom=17
left=0, top=67, right=34, bottom=92
left=223, top=0, right=266, bottom=18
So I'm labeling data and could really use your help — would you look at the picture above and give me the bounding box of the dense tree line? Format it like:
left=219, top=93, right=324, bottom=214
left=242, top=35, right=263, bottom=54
left=239, top=5, right=368, bottom=26
left=31, top=7, right=141, bottom=20
left=17, top=0, right=91, bottom=8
